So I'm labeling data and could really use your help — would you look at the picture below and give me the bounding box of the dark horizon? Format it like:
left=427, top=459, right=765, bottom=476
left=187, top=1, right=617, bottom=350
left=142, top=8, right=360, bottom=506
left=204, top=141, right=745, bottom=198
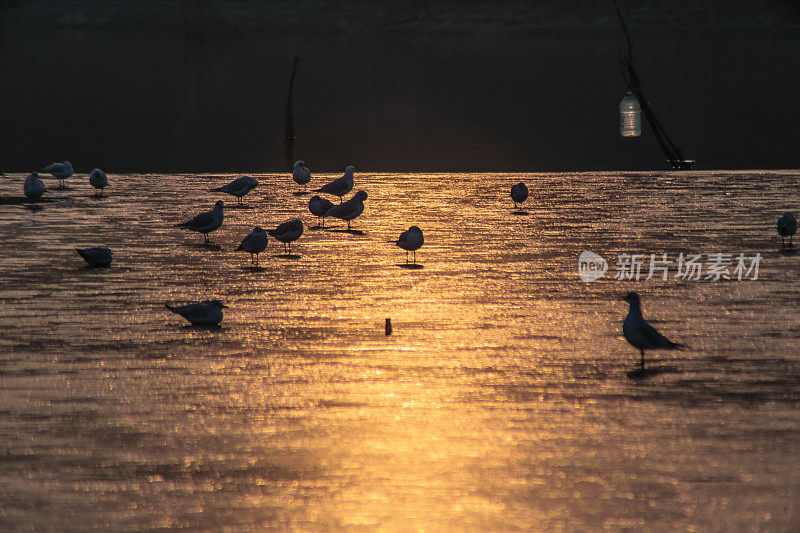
left=2, top=0, right=799, bottom=173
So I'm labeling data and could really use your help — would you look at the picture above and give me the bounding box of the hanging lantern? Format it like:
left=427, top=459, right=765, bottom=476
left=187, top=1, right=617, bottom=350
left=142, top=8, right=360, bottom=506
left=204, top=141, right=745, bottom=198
left=619, top=90, right=642, bottom=137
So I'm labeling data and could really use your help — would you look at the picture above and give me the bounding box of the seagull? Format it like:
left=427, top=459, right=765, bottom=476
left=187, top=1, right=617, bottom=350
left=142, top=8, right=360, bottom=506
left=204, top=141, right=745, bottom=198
left=511, top=182, right=528, bottom=209
left=623, top=292, right=685, bottom=371
left=89, top=168, right=108, bottom=196
left=325, top=190, right=367, bottom=230
left=777, top=212, right=797, bottom=249
left=314, top=165, right=355, bottom=202
left=76, top=246, right=113, bottom=267
left=308, top=195, right=334, bottom=227
left=43, top=161, right=74, bottom=188
left=24, top=172, right=46, bottom=199
left=209, top=176, right=258, bottom=206
left=292, top=160, right=311, bottom=191
left=268, top=219, right=303, bottom=254
left=235, top=226, right=269, bottom=267
left=176, top=200, right=224, bottom=243
left=395, top=226, right=424, bottom=265
left=165, top=299, right=227, bottom=326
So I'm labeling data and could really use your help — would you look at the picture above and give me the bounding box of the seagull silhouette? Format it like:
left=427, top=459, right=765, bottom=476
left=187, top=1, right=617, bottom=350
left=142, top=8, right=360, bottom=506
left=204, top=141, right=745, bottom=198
left=24, top=173, right=46, bottom=199
left=511, top=182, right=528, bottom=209
left=268, top=219, right=303, bottom=254
left=89, top=168, right=109, bottom=196
left=314, top=165, right=355, bottom=202
left=326, top=190, right=367, bottom=230
left=209, top=176, right=258, bottom=206
left=623, top=292, right=685, bottom=371
left=43, top=161, right=73, bottom=188
left=176, top=200, right=224, bottom=243
left=395, top=226, right=424, bottom=265
left=76, top=246, right=113, bottom=268
left=235, top=226, right=269, bottom=267
left=165, top=299, right=227, bottom=326
left=308, top=195, right=334, bottom=227
left=292, top=160, right=311, bottom=192
left=777, top=212, right=797, bottom=249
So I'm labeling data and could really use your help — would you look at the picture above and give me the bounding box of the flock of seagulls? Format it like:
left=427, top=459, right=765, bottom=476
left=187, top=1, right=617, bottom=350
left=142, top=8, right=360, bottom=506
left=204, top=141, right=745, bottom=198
left=24, top=161, right=110, bottom=199
left=14, top=165, right=797, bottom=375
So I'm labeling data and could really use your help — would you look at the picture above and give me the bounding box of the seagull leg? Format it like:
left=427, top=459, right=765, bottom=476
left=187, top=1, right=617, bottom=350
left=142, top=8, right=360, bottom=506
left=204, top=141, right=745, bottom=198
left=255, top=253, right=259, bottom=267
left=413, top=250, right=416, bottom=265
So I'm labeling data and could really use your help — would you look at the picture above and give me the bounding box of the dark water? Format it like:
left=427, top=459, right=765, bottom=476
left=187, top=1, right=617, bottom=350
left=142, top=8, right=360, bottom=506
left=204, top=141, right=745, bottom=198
left=1, top=170, right=799, bottom=530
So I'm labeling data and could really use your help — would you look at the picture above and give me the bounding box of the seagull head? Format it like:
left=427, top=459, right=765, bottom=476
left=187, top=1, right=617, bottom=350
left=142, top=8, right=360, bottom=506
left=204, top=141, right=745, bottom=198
left=353, top=190, right=368, bottom=201
left=214, top=200, right=224, bottom=209
left=622, top=292, right=640, bottom=305
left=209, top=299, right=228, bottom=309
left=409, top=225, right=422, bottom=233
left=345, top=165, right=356, bottom=174
left=253, top=226, right=264, bottom=232
left=294, top=160, right=305, bottom=167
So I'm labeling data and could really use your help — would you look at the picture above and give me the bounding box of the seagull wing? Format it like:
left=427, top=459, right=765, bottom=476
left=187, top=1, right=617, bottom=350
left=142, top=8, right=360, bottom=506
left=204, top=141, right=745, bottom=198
left=637, top=320, right=678, bottom=349
left=181, top=210, right=214, bottom=228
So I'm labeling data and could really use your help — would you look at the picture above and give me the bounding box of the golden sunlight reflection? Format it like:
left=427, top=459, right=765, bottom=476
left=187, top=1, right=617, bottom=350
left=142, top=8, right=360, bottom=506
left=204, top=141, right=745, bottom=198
left=0, top=172, right=799, bottom=530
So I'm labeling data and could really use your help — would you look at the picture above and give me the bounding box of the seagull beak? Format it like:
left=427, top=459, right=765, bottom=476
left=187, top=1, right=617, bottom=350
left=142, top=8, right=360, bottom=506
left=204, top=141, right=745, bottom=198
left=222, top=304, right=229, bottom=308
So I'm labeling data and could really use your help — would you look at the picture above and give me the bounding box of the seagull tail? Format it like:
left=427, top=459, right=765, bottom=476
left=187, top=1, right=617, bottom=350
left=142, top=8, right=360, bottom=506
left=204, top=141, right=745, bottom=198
left=673, top=342, right=690, bottom=350
left=165, top=304, right=178, bottom=312
left=208, top=187, right=224, bottom=192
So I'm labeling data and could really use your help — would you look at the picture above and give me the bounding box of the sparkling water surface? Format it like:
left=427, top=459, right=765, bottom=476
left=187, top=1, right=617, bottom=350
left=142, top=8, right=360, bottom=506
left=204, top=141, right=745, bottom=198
left=1, top=171, right=799, bottom=530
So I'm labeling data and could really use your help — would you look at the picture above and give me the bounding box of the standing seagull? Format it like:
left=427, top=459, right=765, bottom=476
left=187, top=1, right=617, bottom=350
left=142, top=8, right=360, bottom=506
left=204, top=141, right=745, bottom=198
left=209, top=176, right=259, bottom=206
left=623, top=292, right=685, bottom=372
left=395, top=226, right=424, bottom=265
left=292, top=160, right=311, bottom=192
left=77, top=246, right=113, bottom=268
left=308, top=195, right=334, bottom=228
left=314, top=165, right=355, bottom=203
left=89, top=168, right=109, bottom=196
left=511, top=182, right=528, bottom=209
left=176, top=200, right=224, bottom=244
left=24, top=172, right=46, bottom=199
left=43, top=161, right=73, bottom=188
left=165, top=299, right=227, bottom=326
left=326, top=190, right=367, bottom=231
left=235, top=226, right=269, bottom=267
left=268, top=219, right=304, bottom=254
left=777, top=212, right=797, bottom=249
